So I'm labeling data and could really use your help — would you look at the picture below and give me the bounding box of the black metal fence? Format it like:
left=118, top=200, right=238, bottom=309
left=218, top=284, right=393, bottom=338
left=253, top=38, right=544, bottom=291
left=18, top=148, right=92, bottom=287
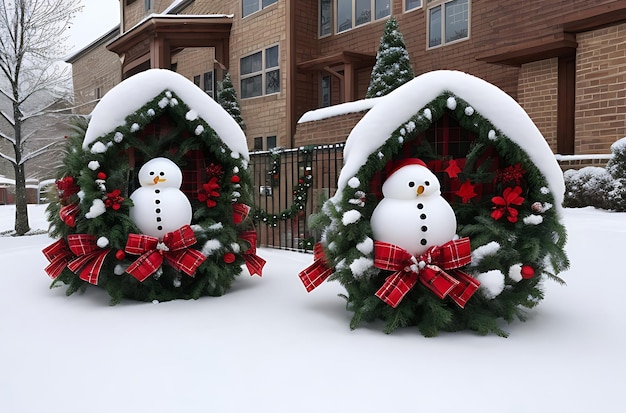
left=249, top=144, right=344, bottom=251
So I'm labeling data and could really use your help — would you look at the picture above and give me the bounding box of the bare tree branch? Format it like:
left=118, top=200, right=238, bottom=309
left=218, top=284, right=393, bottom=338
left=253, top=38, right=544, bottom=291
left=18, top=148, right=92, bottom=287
left=20, top=140, right=61, bottom=165
left=0, top=128, right=16, bottom=145
left=0, top=150, right=17, bottom=165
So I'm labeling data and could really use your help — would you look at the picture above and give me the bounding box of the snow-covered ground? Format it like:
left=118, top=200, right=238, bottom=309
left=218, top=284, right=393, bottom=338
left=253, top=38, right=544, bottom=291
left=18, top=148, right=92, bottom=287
left=1, top=204, right=624, bottom=412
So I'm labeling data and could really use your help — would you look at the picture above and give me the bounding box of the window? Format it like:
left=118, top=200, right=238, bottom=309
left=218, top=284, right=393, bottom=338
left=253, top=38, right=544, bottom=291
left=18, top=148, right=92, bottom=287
left=203, top=71, right=214, bottom=98
left=253, top=137, right=263, bottom=151
left=332, top=0, right=390, bottom=34
left=321, top=75, right=331, bottom=107
left=126, top=0, right=137, bottom=5
left=243, top=0, right=277, bottom=18
left=193, top=75, right=201, bottom=87
left=320, top=0, right=332, bottom=37
left=428, top=0, right=469, bottom=48
left=252, top=136, right=276, bottom=151
left=266, top=136, right=277, bottom=150
left=240, top=45, right=280, bottom=99
left=145, top=0, right=153, bottom=12
left=95, top=87, right=101, bottom=100
left=405, top=0, right=422, bottom=11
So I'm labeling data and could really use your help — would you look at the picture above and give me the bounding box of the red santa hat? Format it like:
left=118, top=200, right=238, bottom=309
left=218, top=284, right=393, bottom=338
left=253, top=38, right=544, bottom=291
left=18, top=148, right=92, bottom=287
left=387, top=158, right=428, bottom=178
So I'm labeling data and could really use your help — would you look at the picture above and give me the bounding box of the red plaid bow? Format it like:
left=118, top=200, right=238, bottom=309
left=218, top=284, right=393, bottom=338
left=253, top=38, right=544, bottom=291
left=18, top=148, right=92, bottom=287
left=374, top=238, right=479, bottom=308
left=239, top=230, right=265, bottom=277
left=59, top=202, right=80, bottom=227
left=125, top=225, right=206, bottom=282
left=299, top=242, right=334, bottom=292
left=233, top=203, right=251, bottom=225
left=42, top=238, right=75, bottom=278
left=66, top=234, right=111, bottom=285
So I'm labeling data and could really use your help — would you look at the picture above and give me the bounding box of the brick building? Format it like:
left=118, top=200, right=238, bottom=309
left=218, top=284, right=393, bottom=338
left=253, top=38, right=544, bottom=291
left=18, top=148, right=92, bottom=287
left=68, top=0, right=626, bottom=155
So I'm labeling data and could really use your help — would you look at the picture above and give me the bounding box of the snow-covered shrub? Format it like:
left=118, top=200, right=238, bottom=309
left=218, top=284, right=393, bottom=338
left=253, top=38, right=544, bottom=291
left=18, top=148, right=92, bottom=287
left=564, top=137, right=626, bottom=211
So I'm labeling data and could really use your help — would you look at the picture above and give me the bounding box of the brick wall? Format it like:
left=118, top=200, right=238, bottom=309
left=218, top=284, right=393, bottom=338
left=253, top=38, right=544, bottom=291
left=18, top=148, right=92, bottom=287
left=230, top=1, right=288, bottom=151
left=575, top=22, right=626, bottom=154
left=518, top=58, right=559, bottom=151
left=71, top=43, right=121, bottom=114
left=294, top=111, right=368, bottom=147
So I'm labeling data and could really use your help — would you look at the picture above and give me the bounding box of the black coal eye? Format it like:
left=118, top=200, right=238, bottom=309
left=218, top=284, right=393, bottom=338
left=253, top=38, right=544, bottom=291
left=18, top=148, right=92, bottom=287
left=159, top=171, right=165, bottom=176
left=425, top=181, right=430, bottom=186
left=149, top=171, right=154, bottom=175
left=408, top=181, right=415, bottom=187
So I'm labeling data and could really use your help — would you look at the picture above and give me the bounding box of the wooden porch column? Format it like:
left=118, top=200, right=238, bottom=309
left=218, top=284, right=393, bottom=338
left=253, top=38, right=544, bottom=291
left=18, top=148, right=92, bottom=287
left=150, top=35, right=171, bottom=69
left=344, top=62, right=354, bottom=102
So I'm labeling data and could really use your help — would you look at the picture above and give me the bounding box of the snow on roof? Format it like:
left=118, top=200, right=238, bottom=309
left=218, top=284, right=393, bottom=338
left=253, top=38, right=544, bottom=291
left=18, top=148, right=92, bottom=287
left=83, top=69, right=248, bottom=160
left=336, top=70, right=565, bottom=208
left=0, top=176, right=15, bottom=186
left=298, top=97, right=383, bottom=124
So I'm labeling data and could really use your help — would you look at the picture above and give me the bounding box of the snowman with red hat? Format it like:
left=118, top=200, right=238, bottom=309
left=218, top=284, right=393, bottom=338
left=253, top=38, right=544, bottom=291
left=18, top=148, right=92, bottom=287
left=371, top=158, right=456, bottom=257
left=368, top=158, right=478, bottom=309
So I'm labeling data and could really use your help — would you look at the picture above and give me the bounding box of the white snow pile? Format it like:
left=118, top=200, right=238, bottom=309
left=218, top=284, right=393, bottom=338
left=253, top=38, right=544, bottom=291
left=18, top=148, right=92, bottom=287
left=83, top=69, right=249, bottom=161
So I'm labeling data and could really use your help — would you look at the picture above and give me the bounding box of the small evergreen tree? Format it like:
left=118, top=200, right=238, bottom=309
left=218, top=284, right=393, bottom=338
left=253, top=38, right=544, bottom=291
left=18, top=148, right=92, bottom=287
left=366, top=16, right=414, bottom=98
left=217, top=72, right=246, bottom=131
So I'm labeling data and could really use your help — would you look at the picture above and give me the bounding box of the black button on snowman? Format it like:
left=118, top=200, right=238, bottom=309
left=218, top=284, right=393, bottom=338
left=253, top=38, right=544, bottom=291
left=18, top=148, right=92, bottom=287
left=370, top=159, right=456, bottom=256
left=129, top=157, right=192, bottom=239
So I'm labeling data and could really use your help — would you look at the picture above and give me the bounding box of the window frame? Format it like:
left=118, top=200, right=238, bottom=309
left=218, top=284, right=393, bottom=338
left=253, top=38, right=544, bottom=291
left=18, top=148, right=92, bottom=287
left=426, top=0, right=470, bottom=49
left=203, top=71, right=215, bottom=98
left=240, top=45, right=281, bottom=99
left=323, top=0, right=391, bottom=36
left=404, top=0, right=422, bottom=12
left=242, top=0, right=278, bottom=18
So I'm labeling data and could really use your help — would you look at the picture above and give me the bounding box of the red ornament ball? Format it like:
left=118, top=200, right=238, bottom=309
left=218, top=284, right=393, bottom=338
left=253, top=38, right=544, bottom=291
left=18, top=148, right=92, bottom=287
left=97, top=172, right=107, bottom=180
left=231, top=175, right=240, bottom=184
left=521, top=265, right=535, bottom=279
left=223, top=252, right=236, bottom=264
left=115, top=249, right=126, bottom=260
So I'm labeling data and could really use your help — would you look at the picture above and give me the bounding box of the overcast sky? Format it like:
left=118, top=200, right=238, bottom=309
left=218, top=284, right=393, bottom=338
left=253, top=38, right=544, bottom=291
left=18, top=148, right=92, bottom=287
left=66, top=0, right=120, bottom=55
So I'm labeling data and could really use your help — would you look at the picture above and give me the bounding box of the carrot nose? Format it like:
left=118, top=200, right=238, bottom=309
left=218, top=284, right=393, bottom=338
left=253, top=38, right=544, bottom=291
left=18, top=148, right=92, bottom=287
left=153, top=176, right=160, bottom=184
left=417, top=185, right=425, bottom=195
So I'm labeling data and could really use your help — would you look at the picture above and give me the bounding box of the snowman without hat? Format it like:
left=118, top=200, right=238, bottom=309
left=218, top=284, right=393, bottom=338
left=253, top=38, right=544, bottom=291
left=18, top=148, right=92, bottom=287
left=371, top=158, right=457, bottom=256
left=129, top=157, right=192, bottom=239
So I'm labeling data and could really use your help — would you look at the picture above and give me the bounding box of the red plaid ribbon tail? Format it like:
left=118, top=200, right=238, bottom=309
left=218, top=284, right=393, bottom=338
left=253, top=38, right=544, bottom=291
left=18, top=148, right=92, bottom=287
left=417, top=265, right=460, bottom=299
left=447, top=269, right=480, bottom=308
left=299, top=242, right=334, bottom=292
left=233, top=203, right=251, bottom=224
left=163, top=249, right=206, bottom=277
left=42, top=239, right=74, bottom=278
left=126, top=250, right=163, bottom=282
left=239, top=230, right=265, bottom=277
left=66, top=234, right=110, bottom=285
left=59, top=203, right=80, bottom=227
left=375, top=271, right=419, bottom=308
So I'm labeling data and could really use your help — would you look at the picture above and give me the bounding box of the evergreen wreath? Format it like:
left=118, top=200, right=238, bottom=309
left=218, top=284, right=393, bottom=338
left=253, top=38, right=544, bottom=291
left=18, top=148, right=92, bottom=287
left=304, top=92, right=569, bottom=337
left=252, top=146, right=314, bottom=228
left=44, top=89, right=259, bottom=304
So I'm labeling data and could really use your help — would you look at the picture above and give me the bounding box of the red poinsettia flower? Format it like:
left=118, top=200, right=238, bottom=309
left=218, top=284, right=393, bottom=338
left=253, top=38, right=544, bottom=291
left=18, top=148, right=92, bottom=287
left=56, top=176, right=79, bottom=200
left=198, top=176, right=220, bottom=208
left=104, top=189, right=124, bottom=210
left=491, top=186, right=524, bottom=223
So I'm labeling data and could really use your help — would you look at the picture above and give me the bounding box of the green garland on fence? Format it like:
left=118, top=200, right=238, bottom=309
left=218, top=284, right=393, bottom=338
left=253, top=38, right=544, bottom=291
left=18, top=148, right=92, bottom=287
left=309, top=92, right=569, bottom=337
left=252, top=146, right=314, bottom=227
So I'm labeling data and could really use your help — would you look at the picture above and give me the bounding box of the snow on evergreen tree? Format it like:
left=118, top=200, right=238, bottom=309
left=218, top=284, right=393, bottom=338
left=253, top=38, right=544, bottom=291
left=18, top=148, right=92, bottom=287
left=366, top=16, right=415, bottom=99
left=218, top=72, right=246, bottom=132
